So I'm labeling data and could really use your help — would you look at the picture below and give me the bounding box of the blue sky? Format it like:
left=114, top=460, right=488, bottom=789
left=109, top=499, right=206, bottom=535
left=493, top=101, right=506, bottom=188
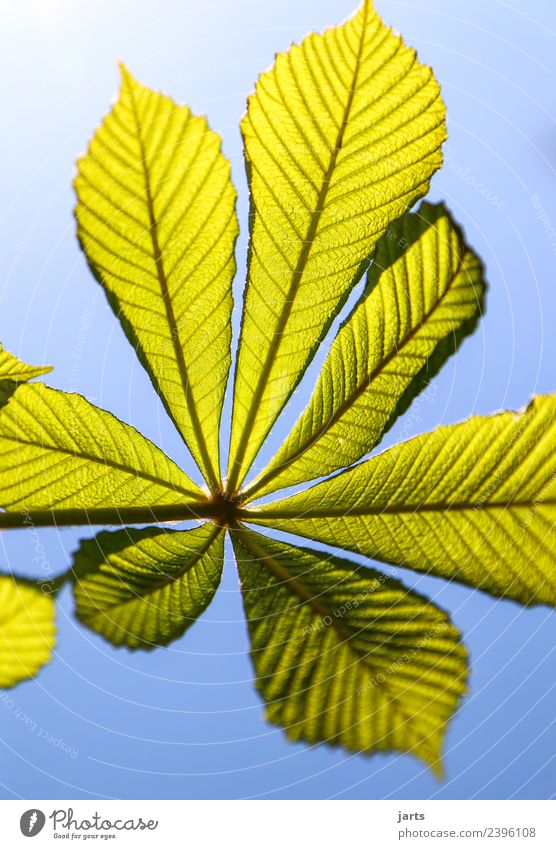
left=0, top=0, right=555, bottom=799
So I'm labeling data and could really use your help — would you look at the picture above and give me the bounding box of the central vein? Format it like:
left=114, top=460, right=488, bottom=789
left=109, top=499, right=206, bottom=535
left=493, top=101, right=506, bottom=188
left=127, top=77, right=220, bottom=492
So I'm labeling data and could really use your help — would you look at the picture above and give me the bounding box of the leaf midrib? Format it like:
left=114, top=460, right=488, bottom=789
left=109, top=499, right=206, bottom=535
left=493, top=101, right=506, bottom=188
left=245, top=246, right=471, bottom=499
left=245, top=498, right=556, bottom=521
left=227, top=9, right=369, bottom=493
left=125, top=75, right=220, bottom=492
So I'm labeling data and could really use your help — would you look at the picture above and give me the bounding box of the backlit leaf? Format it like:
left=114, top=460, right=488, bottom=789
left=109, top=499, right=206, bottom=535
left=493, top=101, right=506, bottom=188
left=75, top=65, right=238, bottom=490
left=227, top=0, right=446, bottom=491
left=1, top=0, right=551, bottom=774
left=249, top=395, right=556, bottom=606
left=0, top=343, right=51, bottom=384
left=0, top=383, right=202, bottom=516
left=246, top=203, right=485, bottom=498
left=232, top=528, right=467, bottom=772
left=0, top=576, right=56, bottom=688
left=73, top=523, right=224, bottom=649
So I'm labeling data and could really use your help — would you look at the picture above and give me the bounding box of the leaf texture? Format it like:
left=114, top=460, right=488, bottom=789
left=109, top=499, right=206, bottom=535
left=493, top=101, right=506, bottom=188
left=73, top=523, right=224, bottom=649
left=0, top=344, right=51, bottom=384
left=232, top=528, right=467, bottom=771
left=227, top=0, right=446, bottom=491
left=0, top=383, right=202, bottom=513
left=75, top=65, right=238, bottom=490
left=249, top=395, right=556, bottom=606
left=246, top=202, right=485, bottom=499
left=0, top=576, right=56, bottom=687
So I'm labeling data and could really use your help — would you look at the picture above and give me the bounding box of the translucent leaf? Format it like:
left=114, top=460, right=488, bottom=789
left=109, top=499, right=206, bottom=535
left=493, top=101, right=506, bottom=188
left=227, top=0, right=446, bottom=491
left=0, top=343, right=51, bottom=384
left=75, top=65, right=238, bottom=490
left=73, top=524, right=224, bottom=649
left=0, top=383, right=202, bottom=515
left=246, top=203, right=485, bottom=499
left=249, top=396, right=556, bottom=606
left=232, top=528, right=467, bottom=772
left=0, top=576, right=56, bottom=687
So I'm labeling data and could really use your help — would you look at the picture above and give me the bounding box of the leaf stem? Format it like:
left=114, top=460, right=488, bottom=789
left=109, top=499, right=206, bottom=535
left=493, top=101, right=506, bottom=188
left=0, top=502, right=225, bottom=530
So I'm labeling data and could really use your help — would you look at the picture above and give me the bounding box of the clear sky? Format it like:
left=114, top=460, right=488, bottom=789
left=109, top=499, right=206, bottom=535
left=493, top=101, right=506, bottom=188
left=0, top=0, right=555, bottom=800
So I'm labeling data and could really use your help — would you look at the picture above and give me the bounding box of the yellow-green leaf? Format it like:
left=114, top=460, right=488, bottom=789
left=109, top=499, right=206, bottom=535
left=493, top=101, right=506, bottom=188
left=246, top=203, right=485, bottom=499
left=0, top=343, right=51, bottom=384
left=75, top=65, right=238, bottom=490
left=0, top=576, right=56, bottom=687
left=73, top=524, right=224, bottom=649
left=232, top=528, right=467, bottom=772
left=0, top=383, right=202, bottom=516
left=249, top=395, right=556, bottom=606
left=227, top=0, right=446, bottom=491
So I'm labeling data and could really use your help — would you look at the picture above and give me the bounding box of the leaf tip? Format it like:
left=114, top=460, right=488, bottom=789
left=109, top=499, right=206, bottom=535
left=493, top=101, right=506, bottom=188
left=118, top=60, right=132, bottom=82
left=429, top=755, right=446, bottom=780
left=117, top=61, right=141, bottom=97
left=414, top=730, right=447, bottom=780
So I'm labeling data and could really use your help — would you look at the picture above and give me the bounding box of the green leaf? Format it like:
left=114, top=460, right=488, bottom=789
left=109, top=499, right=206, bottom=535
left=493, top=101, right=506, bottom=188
left=0, top=576, right=56, bottom=688
left=0, top=344, right=51, bottom=384
left=74, top=64, right=238, bottom=491
left=0, top=383, right=203, bottom=517
left=246, top=203, right=485, bottom=499
left=232, top=528, right=467, bottom=773
left=0, top=343, right=52, bottom=409
left=248, top=395, right=556, bottom=606
left=73, top=523, right=224, bottom=649
left=227, top=0, right=446, bottom=491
